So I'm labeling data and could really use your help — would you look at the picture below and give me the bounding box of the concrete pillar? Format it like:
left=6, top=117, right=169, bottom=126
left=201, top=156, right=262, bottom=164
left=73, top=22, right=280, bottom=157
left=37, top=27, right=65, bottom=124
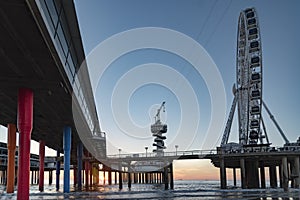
left=269, top=165, right=277, bottom=188
left=93, top=165, right=99, bottom=185
left=145, top=172, right=148, bottom=184
left=114, top=171, right=117, bottom=185
left=240, top=158, right=246, bottom=188
left=6, top=123, right=16, bottom=193
left=260, top=163, right=266, bottom=188
left=282, top=157, right=289, bottom=191
left=73, top=166, right=77, bottom=186
left=39, top=140, right=45, bottom=192
left=164, top=166, right=169, bottom=190
left=37, top=170, right=39, bottom=185
left=233, top=168, right=237, bottom=187
left=294, top=157, right=300, bottom=188
left=246, top=160, right=259, bottom=188
left=119, top=171, right=123, bottom=190
left=170, top=163, right=174, bottom=189
left=77, top=142, right=83, bottom=190
left=133, top=173, right=137, bottom=184
left=56, top=151, right=60, bottom=191
left=128, top=172, right=131, bottom=189
left=17, top=88, right=33, bottom=200
left=108, top=170, right=112, bottom=185
left=63, top=126, right=71, bottom=193
left=49, top=171, right=53, bottom=185
left=220, top=157, right=227, bottom=189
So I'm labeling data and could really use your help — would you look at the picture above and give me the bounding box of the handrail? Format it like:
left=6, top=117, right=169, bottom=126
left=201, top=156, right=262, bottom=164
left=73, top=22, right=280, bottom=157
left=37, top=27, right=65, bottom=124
left=107, top=149, right=217, bottom=159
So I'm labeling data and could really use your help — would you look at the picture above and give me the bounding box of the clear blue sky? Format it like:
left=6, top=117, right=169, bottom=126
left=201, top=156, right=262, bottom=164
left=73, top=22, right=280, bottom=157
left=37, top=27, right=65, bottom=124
left=73, top=0, right=300, bottom=155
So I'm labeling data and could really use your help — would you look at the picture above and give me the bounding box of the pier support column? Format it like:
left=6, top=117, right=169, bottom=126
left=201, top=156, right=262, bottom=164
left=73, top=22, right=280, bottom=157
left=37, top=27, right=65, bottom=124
left=133, top=173, right=137, bottom=183
left=128, top=172, right=131, bottom=189
left=108, top=169, right=112, bottom=185
left=119, top=170, right=123, bottom=190
left=49, top=171, right=53, bottom=185
left=63, top=126, right=71, bottom=193
left=233, top=168, right=237, bottom=187
left=56, top=150, right=60, bottom=191
left=6, top=123, right=16, bottom=193
left=240, top=158, right=246, bottom=188
left=282, top=157, right=289, bottom=191
left=269, top=165, right=277, bottom=188
left=77, top=142, right=83, bottom=190
left=220, top=157, right=227, bottom=189
left=17, top=88, right=33, bottom=200
left=293, top=157, right=300, bottom=188
left=246, top=160, right=259, bottom=188
left=260, top=163, right=266, bottom=189
left=93, top=165, right=99, bottom=185
left=145, top=172, right=148, bottom=184
left=170, top=163, right=174, bottom=189
left=39, top=140, right=45, bottom=192
left=74, top=166, right=77, bottom=186
left=163, top=166, right=169, bottom=190
left=89, top=161, right=93, bottom=185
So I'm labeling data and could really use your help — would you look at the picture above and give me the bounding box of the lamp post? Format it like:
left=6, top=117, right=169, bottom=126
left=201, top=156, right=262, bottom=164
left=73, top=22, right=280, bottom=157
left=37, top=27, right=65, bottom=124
left=145, top=147, right=148, bottom=157
left=175, top=145, right=178, bottom=155
left=118, top=148, right=121, bottom=158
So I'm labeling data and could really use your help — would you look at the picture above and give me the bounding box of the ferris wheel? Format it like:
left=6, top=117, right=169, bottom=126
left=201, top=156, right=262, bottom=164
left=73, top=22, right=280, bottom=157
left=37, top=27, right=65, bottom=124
left=236, top=7, right=263, bottom=145
left=220, top=7, right=290, bottom=148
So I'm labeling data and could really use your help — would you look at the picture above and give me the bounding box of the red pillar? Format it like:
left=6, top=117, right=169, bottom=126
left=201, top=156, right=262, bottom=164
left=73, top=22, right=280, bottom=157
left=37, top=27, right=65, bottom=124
left=39, top=140, right=45, bottom=191
left=6, top=124, right=16, bottom=193
left=17, top=88, right=33, bottom=200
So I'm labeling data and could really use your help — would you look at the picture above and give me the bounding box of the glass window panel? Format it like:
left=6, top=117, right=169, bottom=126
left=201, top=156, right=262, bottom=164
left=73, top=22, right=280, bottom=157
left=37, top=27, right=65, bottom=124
left=36, top=0, right=55, bottom=37
left=54, top=36, right=65, bottom=65
left=56, top=23, right=68, bottom=57
left=65, top=63, right=73, bottom=84
left=69, top=45, right=78, bottom=69
left=44, top=0, right=58, bottom=27
left=59, top=10, right=71, bottom=46
left=67, top=54, right=76, bottom=77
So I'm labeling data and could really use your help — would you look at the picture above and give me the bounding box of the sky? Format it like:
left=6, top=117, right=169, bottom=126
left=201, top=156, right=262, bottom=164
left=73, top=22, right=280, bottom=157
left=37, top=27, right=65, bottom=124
left=0, top=0, right=299, bottom=180
left=72, top=0, right=300, bottom=179
left=74, top=0, right=300, bottom=152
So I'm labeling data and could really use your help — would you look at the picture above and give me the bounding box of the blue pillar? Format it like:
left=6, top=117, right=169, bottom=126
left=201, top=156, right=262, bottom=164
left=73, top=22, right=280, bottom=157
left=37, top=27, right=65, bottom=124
left=56, top=150, right=60, bottom=191
left=77, top=142, right=83, bottom=190
left=63, top=126, right=71, bottom=193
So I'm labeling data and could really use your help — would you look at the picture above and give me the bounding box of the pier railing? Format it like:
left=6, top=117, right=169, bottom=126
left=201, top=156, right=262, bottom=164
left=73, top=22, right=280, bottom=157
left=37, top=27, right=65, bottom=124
left=107, top=149, right=217, bottom=160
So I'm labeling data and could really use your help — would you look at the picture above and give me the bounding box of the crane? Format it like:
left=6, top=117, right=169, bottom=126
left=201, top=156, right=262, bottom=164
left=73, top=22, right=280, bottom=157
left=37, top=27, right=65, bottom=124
left=154, top=101, right=165, bottom=122
left=151, top=101, right=167, bottom=154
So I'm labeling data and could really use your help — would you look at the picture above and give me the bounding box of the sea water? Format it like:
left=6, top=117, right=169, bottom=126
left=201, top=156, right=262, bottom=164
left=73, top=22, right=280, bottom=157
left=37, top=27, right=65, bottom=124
left=1, top=180, right=300, bottom=199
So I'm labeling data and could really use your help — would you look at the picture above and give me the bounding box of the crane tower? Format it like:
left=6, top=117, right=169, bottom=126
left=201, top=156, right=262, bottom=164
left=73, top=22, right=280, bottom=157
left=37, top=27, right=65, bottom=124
left=151, top=101, right=167, bottom=155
